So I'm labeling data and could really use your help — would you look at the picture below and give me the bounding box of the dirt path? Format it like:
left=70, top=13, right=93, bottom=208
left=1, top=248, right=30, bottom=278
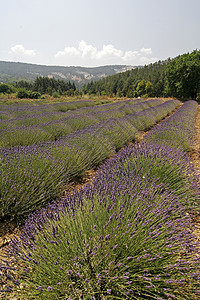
left=190, top=105, right=200, bottom=246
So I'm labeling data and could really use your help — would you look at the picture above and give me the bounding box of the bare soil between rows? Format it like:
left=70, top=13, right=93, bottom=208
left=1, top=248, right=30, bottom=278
left=190, top=105, right=200, bottom=248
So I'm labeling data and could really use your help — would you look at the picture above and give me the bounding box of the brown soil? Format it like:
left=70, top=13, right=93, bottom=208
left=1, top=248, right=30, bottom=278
left=0, top=221, right=20, bottom=249
left=190, top=105, right=200, bottom=247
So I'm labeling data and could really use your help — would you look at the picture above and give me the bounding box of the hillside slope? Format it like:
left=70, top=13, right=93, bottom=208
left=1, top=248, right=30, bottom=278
left=0, top=61, right=136, bottom=86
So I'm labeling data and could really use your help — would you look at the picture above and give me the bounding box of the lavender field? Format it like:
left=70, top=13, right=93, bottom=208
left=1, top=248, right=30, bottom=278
left=0, top=98, right=180, bottom=222
left=0, top=99, right=200, bottom=299
left=0, top=98, right=161, bottom=147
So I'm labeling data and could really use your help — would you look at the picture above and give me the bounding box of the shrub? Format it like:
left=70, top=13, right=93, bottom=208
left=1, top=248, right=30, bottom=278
left=17, top=88, right=29, bottom=99
left=29, top=91, right=41, bottom=99
left=0, top=83, right=14, bottom=94
left=17, top=89, right=41, bottom=99
left=52, top=91, right=60, bottom=98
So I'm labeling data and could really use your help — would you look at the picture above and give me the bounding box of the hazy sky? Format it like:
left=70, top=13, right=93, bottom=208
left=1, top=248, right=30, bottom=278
left=1, top=0, right=200, bottom=67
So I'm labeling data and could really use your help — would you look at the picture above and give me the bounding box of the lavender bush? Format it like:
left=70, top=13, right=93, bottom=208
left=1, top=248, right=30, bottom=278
left=0, top=148, right=66, bottom=221
left=0, top=99, right=110, bottom=117
left=0, top=100, right=181, bottom=222
left=91, top=118, right=138, bottom=151
left=0, top=126, right=52, bottom=148
left=0, top=99, right=163, bottom=147
left=144, top=100, right=198, bottom=151
left=40, top=121, right=73, bottom=140
left=66, top=127, right=115, bottom=169
left=125, top=100, right=180, bottom=131
left=2, top=143, right=199, bottom=299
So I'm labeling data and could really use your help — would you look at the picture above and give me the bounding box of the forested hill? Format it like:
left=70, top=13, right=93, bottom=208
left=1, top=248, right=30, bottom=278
left=0, top=61, right=135, bottom=86
left=1, top=50, right=200, bottom=100
left=83, top=60, right=168, bottom=98
left=83, top=50, right=200, bottom=100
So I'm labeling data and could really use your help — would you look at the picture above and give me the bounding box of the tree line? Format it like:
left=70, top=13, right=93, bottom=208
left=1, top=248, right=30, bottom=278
left=82, top=50, right=200, bottom=100
left=0, top=50, right=200, bottom=100
left=0, top=77, right=77, bottom=99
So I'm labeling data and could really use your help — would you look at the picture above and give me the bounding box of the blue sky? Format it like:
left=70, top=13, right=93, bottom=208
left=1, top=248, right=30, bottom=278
left=1, top=0, right=200, bottom=67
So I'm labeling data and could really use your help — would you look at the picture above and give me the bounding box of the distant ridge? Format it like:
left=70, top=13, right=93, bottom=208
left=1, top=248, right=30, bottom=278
left=0, top=61, right=139, bottom=86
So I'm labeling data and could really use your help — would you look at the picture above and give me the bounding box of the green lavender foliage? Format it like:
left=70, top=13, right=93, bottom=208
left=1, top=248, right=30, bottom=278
left=144, top=100, right=198, bottom=151
left=0, top=100, right=180, bottom=222
left=0, top=152, right=66, bottom=221
left=0, top=99, right=162, bottom=147
left=5, top=143, right=199, bottom=299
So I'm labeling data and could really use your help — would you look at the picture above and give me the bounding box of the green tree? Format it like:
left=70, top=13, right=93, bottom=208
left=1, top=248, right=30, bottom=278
left=145, top=81, right=153, bottom=96
left=136, top=79, right=146, bottom=96
left=165, top=50, right=200, bottom=99
left=136, top=80, right=153, bottom=97
left=32, top=77, right=76, bottom=95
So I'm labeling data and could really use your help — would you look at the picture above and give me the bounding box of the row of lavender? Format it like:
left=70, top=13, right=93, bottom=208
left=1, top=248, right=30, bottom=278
left=0, top=100, right=180, bottom=222
left=0, top=99, right=111, bottom=119
left=1, top=101, right=199, bottom=299
left=144, top=100, right=198, bottom=151
left=0, top=98, right=146, bottom=125
left=0, top=99, right=162, bottom=147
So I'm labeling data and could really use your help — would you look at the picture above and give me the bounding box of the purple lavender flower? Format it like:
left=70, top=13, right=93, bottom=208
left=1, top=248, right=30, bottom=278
left=36, top=286, right=44, bottom=291
left=4, top=102, right=200, bottom=300
left=107, top=289, right=112, bottom=294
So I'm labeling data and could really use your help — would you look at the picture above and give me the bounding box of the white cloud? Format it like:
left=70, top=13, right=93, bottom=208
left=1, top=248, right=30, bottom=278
left=55, top=40, right=97, bottom=60
left=55, top=46, right=79, bottom=57
left=96, top=44, right=123, bottom=59
left=10, top=44, right=36, bottom=57
left=78, top=40, right=97, bottom=58
left=122, top=50, right=139, bottom=61
left=55, top=41, right=156, bottom=66
left=140, top=47, right=152, bottom=55
left=55, top=41, right=125, bottom=61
